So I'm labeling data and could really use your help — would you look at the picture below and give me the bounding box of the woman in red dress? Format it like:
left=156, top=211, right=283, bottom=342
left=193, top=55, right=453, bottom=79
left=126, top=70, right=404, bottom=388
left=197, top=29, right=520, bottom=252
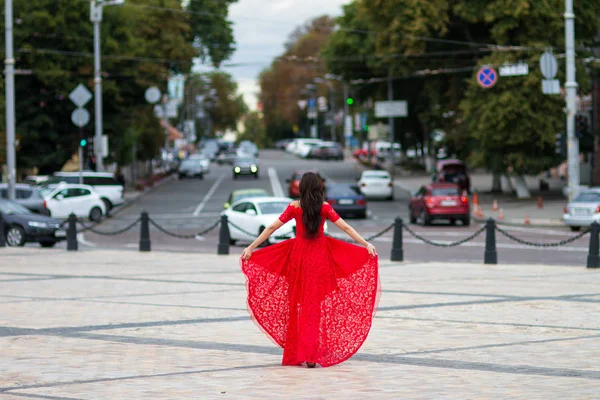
left=241, top=172, right=380, bottom=368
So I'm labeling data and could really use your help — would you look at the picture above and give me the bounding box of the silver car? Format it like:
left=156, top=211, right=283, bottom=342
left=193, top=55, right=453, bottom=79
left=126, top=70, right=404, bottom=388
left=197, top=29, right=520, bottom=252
left=0, top=184, right=48, bottom=215
left=562, top=189, right=600, bottom=231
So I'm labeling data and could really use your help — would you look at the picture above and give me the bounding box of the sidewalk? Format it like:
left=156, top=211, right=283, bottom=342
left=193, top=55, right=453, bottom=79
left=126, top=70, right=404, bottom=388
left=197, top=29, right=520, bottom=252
left=1, top=248, right=599, bottom=398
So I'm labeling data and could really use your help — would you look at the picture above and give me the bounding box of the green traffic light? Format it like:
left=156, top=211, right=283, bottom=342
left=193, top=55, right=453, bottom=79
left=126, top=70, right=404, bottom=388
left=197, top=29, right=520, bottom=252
left=80, top=139, right=87, bottom=147
left=346, top=98, right=354, bottom=105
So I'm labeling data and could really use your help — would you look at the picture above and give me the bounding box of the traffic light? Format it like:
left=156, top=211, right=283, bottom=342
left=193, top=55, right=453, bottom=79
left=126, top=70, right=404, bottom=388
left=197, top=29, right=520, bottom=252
left=555, top=132, right=566, bottom=158
left=79, top=138, right=87, bottom=147
left=346, top=97, right=354, bottom=106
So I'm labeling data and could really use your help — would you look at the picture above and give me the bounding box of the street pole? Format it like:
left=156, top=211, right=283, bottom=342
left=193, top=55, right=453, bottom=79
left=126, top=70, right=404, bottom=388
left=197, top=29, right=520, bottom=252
left=343, top=82, right=349, bottom=149
left=565, top=0, right=579, bottom=201
left=4, top=0, right=17, bottom=200
left=329, top=84, right=335, bottom=142
left=387, top=68, right=395, bottom=178
left=163, top=95, right=169, bottom=154
left=91, top=0, right=104, bottom=172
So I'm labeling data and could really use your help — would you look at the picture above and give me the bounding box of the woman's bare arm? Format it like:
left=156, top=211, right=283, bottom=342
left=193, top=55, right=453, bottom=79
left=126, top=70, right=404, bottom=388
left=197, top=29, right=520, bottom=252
left=242, top=219, right=284, bottom=259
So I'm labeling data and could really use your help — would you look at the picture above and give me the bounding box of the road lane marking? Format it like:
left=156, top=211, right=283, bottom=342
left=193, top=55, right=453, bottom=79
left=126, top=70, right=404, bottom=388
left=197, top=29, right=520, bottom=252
left=268, top=168, right=285, bottom=198
left=77, top=233, right=96, bottom=247
left=193, top=175, right=225, bottom=216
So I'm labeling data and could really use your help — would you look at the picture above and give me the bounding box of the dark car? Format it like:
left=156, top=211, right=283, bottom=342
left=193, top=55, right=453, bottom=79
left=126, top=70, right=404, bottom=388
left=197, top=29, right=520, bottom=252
left=325, top=183, right=367, bottom=219
left=409, top=183, right=470, bottom=226
left=309, top=142, right=344, bottom=161
left=287, top=170, right=325, bottom=198
left=275, top=139, right=293, bottom=150
left=233, top=156, right=259, bottom=179
left=432, top=159, right=471, bottom=193
left=216, top=150, right=238, bottom=165
left=0, top=199, right=66, bottom=247
left=0, top=184, right=48, bottom=215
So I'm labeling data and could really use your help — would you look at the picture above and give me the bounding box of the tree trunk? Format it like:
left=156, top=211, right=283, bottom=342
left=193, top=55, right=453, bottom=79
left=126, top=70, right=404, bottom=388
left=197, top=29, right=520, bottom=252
left=491, top=172, right=502, bottom=193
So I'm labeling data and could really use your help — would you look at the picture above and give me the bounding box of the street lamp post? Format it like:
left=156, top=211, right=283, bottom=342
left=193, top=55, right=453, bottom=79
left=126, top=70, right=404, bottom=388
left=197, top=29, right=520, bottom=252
left=564, top=0, right=579, bottom=202
left=90, top=0, right=124, bottom=172
left=4, top=0, right=17, bottom=200
left=314, top=78, right=335, bottom=142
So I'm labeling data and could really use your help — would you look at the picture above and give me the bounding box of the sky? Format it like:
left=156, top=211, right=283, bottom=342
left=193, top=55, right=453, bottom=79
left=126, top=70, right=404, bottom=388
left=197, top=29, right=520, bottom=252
left=193, top=0, right=350, bottom=111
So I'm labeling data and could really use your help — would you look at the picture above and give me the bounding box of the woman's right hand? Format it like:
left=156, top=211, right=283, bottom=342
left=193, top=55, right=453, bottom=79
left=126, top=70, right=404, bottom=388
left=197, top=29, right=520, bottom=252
left=366, top=243, right=377, bottom=256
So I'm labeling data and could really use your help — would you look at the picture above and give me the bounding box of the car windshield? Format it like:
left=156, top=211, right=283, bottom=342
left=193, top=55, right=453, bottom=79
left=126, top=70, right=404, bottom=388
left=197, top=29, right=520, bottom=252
left=327, top=185, right=361, bottom=197
left=181, top=160, right=197, bottom=167
left=431, top=187, right=460, bottom=196
left=236, top=157, right=255, bottom=164
left=0, top=200, right=31, bottom=215
left=574, top=192, right=600, bottom=202
left=232, top=191, right=268, bottom=203
left=258, top=201, right=289, bottom=215
left=364, top=172, right=390, bottom=180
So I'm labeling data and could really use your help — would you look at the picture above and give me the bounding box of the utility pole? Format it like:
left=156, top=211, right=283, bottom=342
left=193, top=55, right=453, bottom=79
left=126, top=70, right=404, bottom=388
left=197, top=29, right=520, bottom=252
left=90, top=0, right=104, bottom=172
left=343, top=82, right=349, bottom=148
left=387, top=68, right=395, bottom=177
left=564, top=0, right=579, bottom=201
left=4, top=0, right=16, bottom=200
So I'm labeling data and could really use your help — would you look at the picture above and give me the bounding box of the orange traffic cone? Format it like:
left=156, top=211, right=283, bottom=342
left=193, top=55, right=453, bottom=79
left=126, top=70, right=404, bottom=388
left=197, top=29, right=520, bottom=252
left=473, top=192, right=479, bottom=207
left=524, top=214, right=531, bottom=224
left=498, top=209, right=504, bottom=221
left=492, top=199, right=498, bottom=211
left=537, top=196, right=543, bottom=209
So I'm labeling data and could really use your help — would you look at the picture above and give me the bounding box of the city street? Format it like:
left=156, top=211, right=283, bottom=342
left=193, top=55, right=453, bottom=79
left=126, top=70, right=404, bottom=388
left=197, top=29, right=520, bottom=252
left=49, top=150, right=590, bottom=267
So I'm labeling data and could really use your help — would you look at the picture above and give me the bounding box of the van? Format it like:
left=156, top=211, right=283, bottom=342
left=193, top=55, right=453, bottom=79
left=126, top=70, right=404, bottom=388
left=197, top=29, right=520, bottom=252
left=45, top=172, right=124, bottom=213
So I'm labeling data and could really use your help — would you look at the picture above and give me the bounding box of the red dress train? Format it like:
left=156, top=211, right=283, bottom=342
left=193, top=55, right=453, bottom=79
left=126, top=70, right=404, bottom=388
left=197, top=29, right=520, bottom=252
left=240, top=203, right=380, bottom=367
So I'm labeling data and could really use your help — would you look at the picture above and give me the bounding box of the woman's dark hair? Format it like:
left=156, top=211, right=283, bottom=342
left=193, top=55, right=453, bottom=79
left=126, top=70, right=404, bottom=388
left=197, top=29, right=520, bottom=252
left=299, top=172, right=324, bottom=238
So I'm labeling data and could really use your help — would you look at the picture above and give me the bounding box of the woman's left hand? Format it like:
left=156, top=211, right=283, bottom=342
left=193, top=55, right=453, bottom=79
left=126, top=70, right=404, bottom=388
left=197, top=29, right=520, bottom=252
left=366, top=243, right=377, bottom=257
left=242, top=247, right=253, bottom=260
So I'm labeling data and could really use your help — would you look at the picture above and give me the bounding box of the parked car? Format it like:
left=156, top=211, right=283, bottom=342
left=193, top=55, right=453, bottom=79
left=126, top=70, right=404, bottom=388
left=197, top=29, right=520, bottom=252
left=223, top=196, right=296, bottom=245
left=325, top=183, right=367, bottom=219
left=0, top=183, right=48, bottom=214
left=178, top=159, right=205, bottom=179
left=287, top=170, right=325, bottom=198
left=562, top=189, right=600, bottom=231
left=39, top=184, right=107, bottom=222
left=45, top=172, right=124, bottom=213
left=308, top=142, right=344, bottom=160
left=224, top=188, right=270, bottom=209
left=275, top=138, right=293, bottom=150
left=23, top=175, right=49, bottom=186
left=432, top=160, right=471, bottom=194
left=358, top=170, right=394, bottom=200
left=296, top=140, right=323, bottom=158
left=0, top=199, right=66, bottom=247
left=233, top=155, right=259, bottom=179
left=409, top=183, right=470, bottom=226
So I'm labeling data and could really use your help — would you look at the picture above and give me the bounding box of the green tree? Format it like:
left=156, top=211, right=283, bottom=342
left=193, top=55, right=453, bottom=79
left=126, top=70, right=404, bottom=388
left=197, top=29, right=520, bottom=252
left=238, top=112, right=268, bottom=147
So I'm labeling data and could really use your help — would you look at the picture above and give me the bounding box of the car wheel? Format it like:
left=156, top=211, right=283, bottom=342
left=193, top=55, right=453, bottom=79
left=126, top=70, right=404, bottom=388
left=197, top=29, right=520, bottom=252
left=409, top=206, right=417, bottom=224
left=420, top=209, right=430, bottom=226
left=570, top=226, right=581, bottom=232
left=39, top=240, right=57, bottom=248
left=6, top=225, right=26, bottom=247
left=101, top=199, right=113, bottom=217
left=359, top=210, right=367, bottom=219
left=89, top=207, right=103, bottom=222
left=258, top=226, right=270, bottom=247
left=254, top=173, right=259, bottom=179
left=462, top=216, right=471, bottom=227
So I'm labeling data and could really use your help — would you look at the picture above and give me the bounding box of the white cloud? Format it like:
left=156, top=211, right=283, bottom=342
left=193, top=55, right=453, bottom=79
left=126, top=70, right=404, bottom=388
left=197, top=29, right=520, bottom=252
left=198, top=0, right=350, bottom=111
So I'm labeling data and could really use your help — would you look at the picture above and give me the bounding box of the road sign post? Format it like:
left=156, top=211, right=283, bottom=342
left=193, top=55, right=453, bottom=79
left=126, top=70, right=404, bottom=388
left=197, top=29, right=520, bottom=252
left=540, top=51, right=560, bottom=95
left=70, top=85, right=92, bottom=184
left=564, top=0, right=579, bottom=202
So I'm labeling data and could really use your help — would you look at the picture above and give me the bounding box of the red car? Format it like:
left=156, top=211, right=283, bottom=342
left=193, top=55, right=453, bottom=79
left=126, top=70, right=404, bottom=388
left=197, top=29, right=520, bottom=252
left=409, top=183, right=470, bottom=226
left=286, top=170, right=325, bottom=198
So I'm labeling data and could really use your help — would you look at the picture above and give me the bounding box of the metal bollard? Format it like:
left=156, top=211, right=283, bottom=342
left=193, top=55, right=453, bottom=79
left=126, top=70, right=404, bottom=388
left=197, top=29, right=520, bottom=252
left=66, top=213, right=78, bottom=251
left=587, top=222, right=599, bottom=268
left=0, top=213, right=5, bottom=247
left=484, top=218, right=497, bottom=264
left=139, top=211, right=151, bottom=252
left=390, top=217, right=404, bottom=262
left=218, top=214, right=230, bottom=255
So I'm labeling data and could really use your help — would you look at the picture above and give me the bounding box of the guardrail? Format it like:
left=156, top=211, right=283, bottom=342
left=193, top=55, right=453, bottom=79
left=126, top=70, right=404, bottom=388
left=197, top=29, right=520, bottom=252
left=0, top=212, right=598, bottom=269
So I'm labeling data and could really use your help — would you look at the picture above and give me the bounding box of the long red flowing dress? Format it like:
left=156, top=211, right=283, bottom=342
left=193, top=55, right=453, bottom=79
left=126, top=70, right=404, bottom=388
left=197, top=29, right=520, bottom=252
left=240, top=203, right=380, bottom=367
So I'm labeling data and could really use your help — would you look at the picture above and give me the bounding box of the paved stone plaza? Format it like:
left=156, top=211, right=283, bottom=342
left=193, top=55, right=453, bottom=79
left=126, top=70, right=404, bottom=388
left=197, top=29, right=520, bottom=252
left=1, top=248, right=600, bottom=399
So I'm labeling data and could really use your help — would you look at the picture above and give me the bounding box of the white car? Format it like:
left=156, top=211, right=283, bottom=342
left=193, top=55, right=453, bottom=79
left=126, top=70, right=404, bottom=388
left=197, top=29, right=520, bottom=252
left=358, top=170, right=394, bottom=200
left=188, top=154, right=211, bottom=173
left=48, top=172, right=124, bottom=213
left=40, top=184, right=107, bottom=221
left=223, top=197, right=296, bottom=245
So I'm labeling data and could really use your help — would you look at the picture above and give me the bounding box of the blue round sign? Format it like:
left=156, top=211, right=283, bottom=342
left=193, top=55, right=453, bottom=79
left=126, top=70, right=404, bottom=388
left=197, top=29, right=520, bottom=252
left=477, top=66, right=498, bottom=89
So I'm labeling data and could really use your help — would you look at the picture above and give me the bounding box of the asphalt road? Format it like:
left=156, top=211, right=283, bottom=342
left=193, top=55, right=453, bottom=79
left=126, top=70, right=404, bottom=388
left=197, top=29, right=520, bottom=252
left=50, top=150, right=591, bottom=267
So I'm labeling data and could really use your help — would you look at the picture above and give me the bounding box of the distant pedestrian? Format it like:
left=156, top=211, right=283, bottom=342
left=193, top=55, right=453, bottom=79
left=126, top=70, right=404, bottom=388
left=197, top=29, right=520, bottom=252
left=241, top=172, right=380, bottom=368
left=115, top=168, right=125, bottom=187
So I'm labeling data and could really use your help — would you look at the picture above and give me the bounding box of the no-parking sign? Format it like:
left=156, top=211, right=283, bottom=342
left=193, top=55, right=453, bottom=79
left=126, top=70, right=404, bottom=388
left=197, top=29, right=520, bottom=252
left=477, top=66, right=498, bottom=89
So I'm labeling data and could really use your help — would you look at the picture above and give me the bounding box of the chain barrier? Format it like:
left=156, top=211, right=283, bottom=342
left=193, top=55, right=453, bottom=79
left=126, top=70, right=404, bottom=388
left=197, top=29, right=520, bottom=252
left=495, top=225, right=590, bottom=247
left=403, top=223, right=486, bottom=247
left=149, top=218, right=221, bottom=239
left=77, top=219, right=141, bottom=236
left=365, top=223, right=395, bottom=242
